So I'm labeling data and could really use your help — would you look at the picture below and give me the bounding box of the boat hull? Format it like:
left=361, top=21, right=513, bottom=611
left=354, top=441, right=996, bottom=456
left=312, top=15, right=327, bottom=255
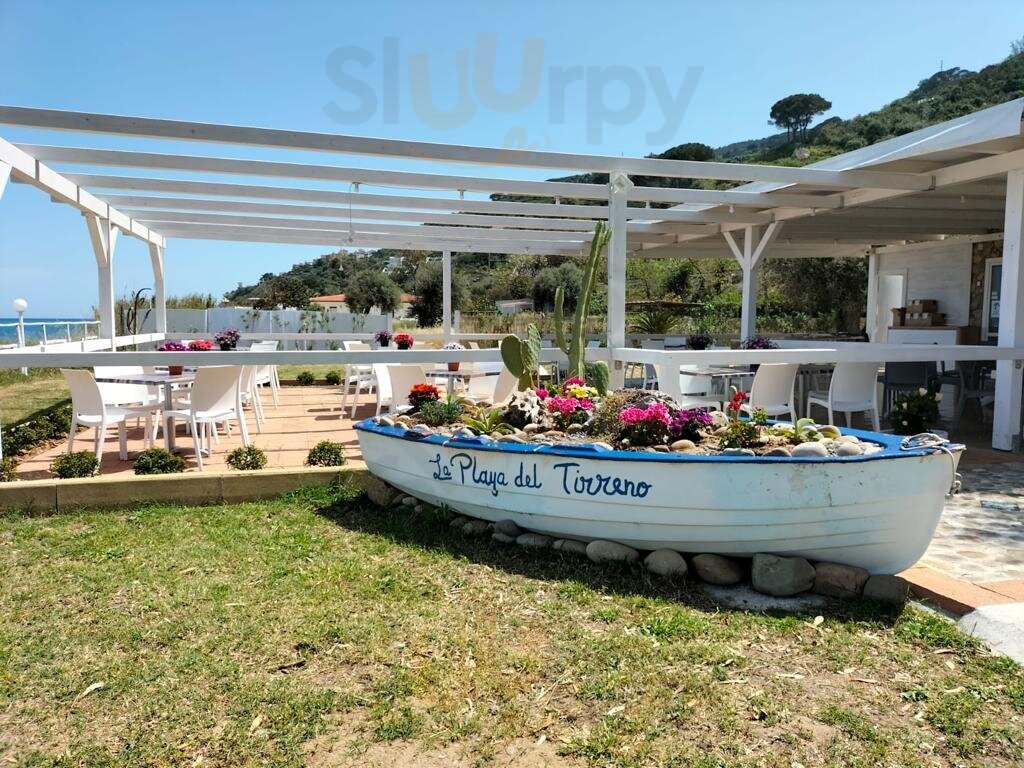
left=355, top=421, right=962, bottom=574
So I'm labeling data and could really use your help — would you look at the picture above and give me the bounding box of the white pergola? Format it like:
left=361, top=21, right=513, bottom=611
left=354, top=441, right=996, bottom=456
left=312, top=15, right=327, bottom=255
left=1, top=100, right=1023, bottom=447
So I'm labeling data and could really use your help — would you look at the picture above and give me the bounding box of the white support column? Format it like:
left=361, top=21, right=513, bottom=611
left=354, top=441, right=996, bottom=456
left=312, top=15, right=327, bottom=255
left=607, top=171, right=633, bottom=388
left=0, top=161, right=10, bottom=200
left=865, top=247, right=880, bottom=342
left=149, top=242, right=167, bottom=334
left=724, top=222, right=781, bottom=342
left=86, top=214, right=119, bottom=349
left=441, top=249, right=452, bottom=343
left=994, top=169, right=1024, bottom=450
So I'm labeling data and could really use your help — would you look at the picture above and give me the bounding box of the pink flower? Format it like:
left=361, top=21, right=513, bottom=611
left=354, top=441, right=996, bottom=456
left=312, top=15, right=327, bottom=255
left=563, top=376, right=585, bottom=388
left=617, top=402, right=671, bottom=426
left=535, top=387, right=549, bottom=400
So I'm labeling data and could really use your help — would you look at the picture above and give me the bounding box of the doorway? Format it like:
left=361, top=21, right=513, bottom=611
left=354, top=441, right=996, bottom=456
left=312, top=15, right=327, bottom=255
left=875, top=271, right=907, bottom=343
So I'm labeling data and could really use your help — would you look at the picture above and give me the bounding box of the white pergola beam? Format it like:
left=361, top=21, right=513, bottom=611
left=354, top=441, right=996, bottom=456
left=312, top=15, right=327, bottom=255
left=442, top=250, right=452, bottom=343
left=149, top=243, right=166, bottom=333
left=86, top=214, right=118, bottom=348
left=0, top=138, right=163, bottom=247
left=154, top=224, right=580, bottom=254
left=0, top=106, right=933, bottom=190
left=607, top=172, right=632, bottom=387
left=994, top=168, right=1024, bottom=451
left=24, top=145, right=846, bottom=209
left=0, top=161, right=10, bottom=200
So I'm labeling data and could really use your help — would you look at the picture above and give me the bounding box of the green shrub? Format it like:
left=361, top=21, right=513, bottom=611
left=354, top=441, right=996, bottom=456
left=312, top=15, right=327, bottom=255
left=324, top=370, right=343, bottom=386
left=50, top=451, right=99, bottom=479
left=133, top=447, right=187, bottom=475
left=0, top=403, right=73, bottom=457
left=296, top=371, right=316, bottom=386
left=305, top=440, right=346, bottom=467
left=226, top=445, right=267, bottom=471
left=0, top=457, right=18, bottom=482
left=419, top=396, right=464, bottom=427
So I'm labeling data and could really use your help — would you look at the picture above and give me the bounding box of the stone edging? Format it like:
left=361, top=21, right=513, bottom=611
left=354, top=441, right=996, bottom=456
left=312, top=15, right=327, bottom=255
left=0, top=466, right=370, bottom=513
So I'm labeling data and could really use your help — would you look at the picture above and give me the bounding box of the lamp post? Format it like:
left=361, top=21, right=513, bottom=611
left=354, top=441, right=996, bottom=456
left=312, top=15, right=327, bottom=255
left=12, top=298, right=27, bottom=375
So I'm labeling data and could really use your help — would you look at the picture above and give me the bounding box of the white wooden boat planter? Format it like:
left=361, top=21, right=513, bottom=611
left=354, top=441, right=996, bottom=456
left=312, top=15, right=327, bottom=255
left=355, top=419, right=963, bottom=575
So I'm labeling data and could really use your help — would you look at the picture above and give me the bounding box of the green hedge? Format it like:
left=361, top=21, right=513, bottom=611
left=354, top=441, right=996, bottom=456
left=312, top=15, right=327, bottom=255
left=1, top=402, right=73, bottom=457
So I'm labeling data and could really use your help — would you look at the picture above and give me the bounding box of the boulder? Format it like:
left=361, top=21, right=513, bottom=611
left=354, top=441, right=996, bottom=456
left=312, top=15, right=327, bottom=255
left=710, top=410, right=729, bottom=427
left=452, top=426, right=475, bottom=438
left=862, top=575, right=909, bottom=605
left=691, top=553, right=745, bottom=585
left=462, top=519, right=493, bottom=535
left=670, top=439, right=696, bottom=452
left=523, top=423, right=544, bottom=434
left=644, top=549, right=688, bottom=578
left=376, top=416, right=396, bottom=427
left=836, top=442, right=863, bottom=456
left=586, top=540, right=640, bottom=565
left=566, top=423, right=585, bottom=434
left=497, top=433, right=527, bottom=444
left=751, top=553, right=815, bottom=597
left=721, top=447, right=755, bottom=456
left=516, top=532, right=554, bottom=548
left=363, top=475, right=400, bottom=507
left=791, top=441, right=828, bottom=458
left=448, top=514, right=470, bottom=528
left=812, top=562, right=869, bottom=599
left=835, top=435, right=859, bottom=444
left=765, top=447, right=791, bottom=457
left=491, top=532, right=517, bottom=544
left=592, top=442, right=614, bottom=451
left=495, top=519, right=523, bottom=537
left=401, top=495, right=419, bottom=507
left=552, top=538, right=589, bottom=556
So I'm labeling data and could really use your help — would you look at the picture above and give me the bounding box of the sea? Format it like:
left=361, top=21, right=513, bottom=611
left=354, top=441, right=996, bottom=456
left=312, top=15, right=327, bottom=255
left=0, top=317, right=96, bottom=346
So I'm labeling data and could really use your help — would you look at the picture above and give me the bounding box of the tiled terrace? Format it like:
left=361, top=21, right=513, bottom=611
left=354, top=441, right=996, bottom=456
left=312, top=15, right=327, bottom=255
left=16, top=385, right=369, bottom=479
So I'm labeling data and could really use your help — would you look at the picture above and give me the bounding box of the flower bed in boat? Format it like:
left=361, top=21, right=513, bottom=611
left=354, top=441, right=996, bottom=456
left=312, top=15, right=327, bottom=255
left=386, top=377, right=885, bottom=459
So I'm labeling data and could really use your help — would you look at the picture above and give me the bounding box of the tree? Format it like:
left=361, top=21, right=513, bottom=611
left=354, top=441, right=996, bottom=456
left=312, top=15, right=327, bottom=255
left=255, top=276, right=312, bottom=309
left=532, top=262, right=582, bottom=311
left=408, top=261, right=468, bottom=326
left=769, top=93, right=832, bottom=141
left=344, top=269, right=401, bottom=315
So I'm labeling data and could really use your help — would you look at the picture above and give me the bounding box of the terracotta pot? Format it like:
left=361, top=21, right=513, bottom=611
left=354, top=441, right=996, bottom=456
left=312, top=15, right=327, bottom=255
left=168, top=365, right=184, bottom=376
left=448, top=362, right=460, bottom=372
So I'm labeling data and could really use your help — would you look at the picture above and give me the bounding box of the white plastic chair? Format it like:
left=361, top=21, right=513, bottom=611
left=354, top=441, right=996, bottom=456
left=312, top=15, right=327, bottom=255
left=741, top=363, right=799, bottom=424
left=341, top=341, right=375, bottom=417
left=239, top=365, right=264, bottom=433
left=807, top=362, right=881, bottom=430
left=63, top=369, right=158, bottom=463
left=249, top=340, right=280, bottom=406
left=161, top=366, right=249, bottom=470
left=94, top=365, right=162, bottom=442
left=375, top=364, right=430, bottom=416
left=466, top=368, right=517, bottom=406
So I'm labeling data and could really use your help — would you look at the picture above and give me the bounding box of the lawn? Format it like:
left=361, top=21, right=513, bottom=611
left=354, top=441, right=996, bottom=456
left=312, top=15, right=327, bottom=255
left=0, top=368, right=68, bottom=425
left=0, top=482, right=1022, bottom=767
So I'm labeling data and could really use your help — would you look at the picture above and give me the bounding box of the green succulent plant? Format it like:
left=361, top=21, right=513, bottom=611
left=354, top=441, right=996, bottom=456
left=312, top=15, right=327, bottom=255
left=553, top=221, right=612, bottom=394
left=499, top=323, right=541, bottom=390
left=463, top=408, right=514, bottom=436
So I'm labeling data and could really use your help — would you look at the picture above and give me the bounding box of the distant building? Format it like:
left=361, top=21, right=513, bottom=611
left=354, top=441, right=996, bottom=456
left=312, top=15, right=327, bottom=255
left=310, top=293, right=416, bottom=318
left=495, top=298, right=534, bottom=315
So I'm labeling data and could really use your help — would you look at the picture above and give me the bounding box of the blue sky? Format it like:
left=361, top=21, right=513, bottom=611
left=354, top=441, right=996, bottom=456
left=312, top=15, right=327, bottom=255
left=1, top=0, right=1022, bottom=316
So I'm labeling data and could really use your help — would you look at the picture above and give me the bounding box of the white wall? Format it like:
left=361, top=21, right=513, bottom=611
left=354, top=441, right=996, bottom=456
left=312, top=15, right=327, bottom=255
left=876, top=241, right=972, bottom=326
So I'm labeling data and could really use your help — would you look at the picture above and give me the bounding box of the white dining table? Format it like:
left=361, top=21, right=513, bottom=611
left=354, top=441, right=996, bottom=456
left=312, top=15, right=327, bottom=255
left=94, top=371, right=196, bottom=451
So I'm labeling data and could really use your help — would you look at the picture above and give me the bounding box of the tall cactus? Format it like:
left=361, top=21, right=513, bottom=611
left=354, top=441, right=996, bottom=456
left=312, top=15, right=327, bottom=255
left=553, top=221, right=612, bottom=393
left=500, top=323, right=541, bottom=390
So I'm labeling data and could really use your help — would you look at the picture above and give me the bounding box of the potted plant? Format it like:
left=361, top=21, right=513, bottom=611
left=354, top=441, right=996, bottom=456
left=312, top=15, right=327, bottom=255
left=188, top=339, right=213, bottom=351
left=739, top=335, right=778, bottom=372
left=394, top=333, right=414, bottom=350
left=686, top=332, right=713, bottom=351
left=890, top=387, right=944, bottom=436
left=214, top=327, right=241, bottom=350
left=158, top=341, right=188, bottom=375
left=443, top=342, right=465, bottom=371
left=374, top=329, right=393, bottom=348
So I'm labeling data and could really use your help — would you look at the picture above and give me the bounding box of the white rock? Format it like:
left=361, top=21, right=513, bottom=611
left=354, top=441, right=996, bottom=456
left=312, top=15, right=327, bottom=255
left=791, top=441, right=828, bottom=458
left=586, top=540, right=640, bottom=565
left=401, top=496, right=419, bottom=507
left=462, top=519, right=493, bottom=535
left=516, top=532, right=554, bottom=548
left=643, top=549, right=688, bottom=578
left=835, top=435, right=860, bottom=444
left=670, top=439, right=696, bottom=452
left=836, top=442, right=863, bottom=456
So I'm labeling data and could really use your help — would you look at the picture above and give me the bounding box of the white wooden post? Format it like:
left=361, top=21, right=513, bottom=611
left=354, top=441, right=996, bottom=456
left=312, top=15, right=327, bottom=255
left=441, top=249, right=452, bottom=343
left=0, top=161, right=10, bottom=200
left=724, top=223, right=781, bottom=342
left=993, top=169, right=1024, bottom=451
left=149, top=242, right=167, bottom=334
left=86, top=214, right=118, bottom=349
left=865, top=247, right=880, bottom=341
left=608, top=171, right=633, bottom=387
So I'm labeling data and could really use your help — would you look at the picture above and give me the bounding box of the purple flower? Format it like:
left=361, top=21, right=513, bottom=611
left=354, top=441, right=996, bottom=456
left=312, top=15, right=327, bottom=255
left=670, top=407, right=713, bottom=441
left=740, top=335, right=777, bottom=350
left=158, top=341, right=189, bottom=352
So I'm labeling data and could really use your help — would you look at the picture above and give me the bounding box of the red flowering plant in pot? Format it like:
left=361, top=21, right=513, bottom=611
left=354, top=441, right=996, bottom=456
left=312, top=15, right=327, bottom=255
left=158, top=340, right=189, bottom=375
left=188, top=339, right=214, bottom=351
left=407, top=383, right=441, bottom=411
left=394, top=333, right=415, bottom=350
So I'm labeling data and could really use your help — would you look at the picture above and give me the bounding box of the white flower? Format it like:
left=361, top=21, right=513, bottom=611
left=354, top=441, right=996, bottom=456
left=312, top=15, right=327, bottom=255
left=918, top=387, right=928, bottom=396
left=902, top=420, right=909, bottom=426
left=902, top=403, right=908, bottom=410
left=935, top=393, right=943, bottom=402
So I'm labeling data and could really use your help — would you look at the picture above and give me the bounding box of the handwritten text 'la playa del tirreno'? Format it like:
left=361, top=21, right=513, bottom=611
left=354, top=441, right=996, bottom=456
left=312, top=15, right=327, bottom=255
left=428, top=452, right=652, bottom=499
